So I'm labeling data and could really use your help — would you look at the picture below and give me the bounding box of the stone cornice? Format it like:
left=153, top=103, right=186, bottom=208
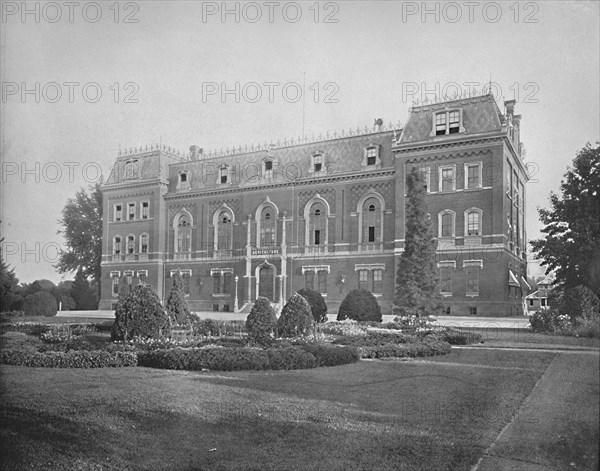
left=393, top=134, right=503, bottom=154
left=163, top=170, right=395, bottom=200
left=101, top=179, right=168, bottom=196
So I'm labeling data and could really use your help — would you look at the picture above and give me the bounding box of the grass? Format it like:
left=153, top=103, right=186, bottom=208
left=0, top=348, right=558, bottom=471
left=467, top=327, right=600, bottom=348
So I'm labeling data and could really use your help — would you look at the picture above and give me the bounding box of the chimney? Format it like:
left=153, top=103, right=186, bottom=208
left=504, top=99, right=516, bottom=118
left=189, top=145, right=203, bottom=161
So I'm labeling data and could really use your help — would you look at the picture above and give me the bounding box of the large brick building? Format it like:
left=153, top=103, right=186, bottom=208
left=99, top=93, right=530, bottom=316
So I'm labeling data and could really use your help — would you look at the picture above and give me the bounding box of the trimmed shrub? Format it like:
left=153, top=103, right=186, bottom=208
left=321, top=321, right=368, bottom=337
left=165, top=272, right=192, bottom=326
left=337, top=289, right=382, bottom=322
left=333, top=330, right=410, bottom=347
left=0, top=350, right=137, bottom=367
left=267, top=347, right=317, bottom=370
left=246, top=297, right=277, bottom=346
left=138, top=347, right=269, bottom=371
left=277, top=293, right=314, bottom=337
left=111, top=283, right=169, bottom=341
left=360, top=340, right=451, bottom=359
left=435, top=329, right=483, bottom=345
left=0, top=310, right=25, bottom=319
left=299, top=344, right=360, bottom=367
left=297, top=289, right=328, bottom=323
left=0, top=331, right=43, bottom=353
left=22, top=292, right=57, bottom=317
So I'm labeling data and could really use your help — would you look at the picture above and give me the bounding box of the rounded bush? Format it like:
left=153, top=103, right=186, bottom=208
left=22, top=291, right=58, bottom=317
left=111, top=283, right=169, bottom=341
left=297, top=289, right=328, bottom=323
left=337, top=289, right=382, bottom=322
left=267, top=347, right=317, bottom=370
left=246, top=297, right=277, bottom=346
left=277, top=293, right=314, bottom=337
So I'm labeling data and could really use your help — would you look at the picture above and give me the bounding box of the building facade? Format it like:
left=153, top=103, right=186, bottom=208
left=99, top=94, right=530, bottom=316
left=526, top=277, right=553, bottom=313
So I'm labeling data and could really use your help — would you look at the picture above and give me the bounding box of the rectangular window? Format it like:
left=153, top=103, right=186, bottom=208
left=265, top=160, right=273, bottom=171
left=314, top=230, right=321, bottom=245
left=373, top=269, right=383, bottom=294
left=419, top=168, right=429, bottom=192
left=221, top=175, right=228, bottom=184
left=140, top=235, right=148, bottom=253
left=466, top=267, right=480, bottom=294
left=469, top=306, right=477, bottom=316
left=467, top=165, right=480, bottom=189
left=213, top=304, right=219, bottom=312
left=358, top=270, right=368, bottom=290
left=368, top=226, right=375, bottom=242
left=180, top=173, right=187, bottom=183
left=223, top=273, right=232, bottom=294
left=115, top=204, right=122, bottom=222
left=142, top=202, right=149, bottom=219
left=541, top=299, right=546, bottom=307
left=507, top=162, right=513, bottom=197
left=127, top=236, right=135, bottom=254
left=435, top=113, right=447, bottom=135
left=318, top=271, right=327, bottom=294
left=441, top=167, right=454, bottom=192
left=112, top=276, right=119, bottom=295
left=467, top=212, right=480, bottom=236
left=128, top=203, right=136, bottom=220
left=449, top=111, right=460, bottom=134
left=440, top=267, right=452, bottom=294
left=529, top=299, right=533, bottom=306
left=213, top=273, right=221, bottom=294
left=305, top=271, right=315, bottom=291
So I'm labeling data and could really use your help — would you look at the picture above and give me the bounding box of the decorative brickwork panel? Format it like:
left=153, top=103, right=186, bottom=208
left=298, top=189, right=336, bottom=216
left=350, top=182, right=392, bottom=210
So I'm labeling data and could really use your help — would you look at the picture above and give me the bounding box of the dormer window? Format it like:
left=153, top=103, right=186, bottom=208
left=218, top=165, right=230, bottom=185
left=314, top=155, right=322, bottom=172
left=124, top=160, right=139, bottom=179
left=432, top=109, right=464, bottom=136
left=177, top=171, right=190, bottom=190
left=265, top=160, right=273, bottom=171
left=366, top=148, right=377, bottom=166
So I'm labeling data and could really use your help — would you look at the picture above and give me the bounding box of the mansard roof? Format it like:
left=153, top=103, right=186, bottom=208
left=165, top=129, right=396, bottom=192
left=398, top=93, right=504, bottom=144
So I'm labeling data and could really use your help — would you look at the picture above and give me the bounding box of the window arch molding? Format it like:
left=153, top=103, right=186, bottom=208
left=356, top=192, right=385, bottom=245
left=139, top=232, right=149, bottom=254
left=112, top=235, right=122, bottom=256
left=438, top=209, right=456, bottom=238
left=125, top=233, right=136, bottom=255
left=173, top=209, right=193, bottom=255
left=255, top=197, right=279, bottom=248
left=303, top=193, right=331, bottom=250
left=213, top=204, right=235, bottom=252
left=464, top=207, right=483, bottom=237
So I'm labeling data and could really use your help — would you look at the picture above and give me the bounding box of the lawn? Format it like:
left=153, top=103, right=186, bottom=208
left=0, top=348, right=557, bottom=471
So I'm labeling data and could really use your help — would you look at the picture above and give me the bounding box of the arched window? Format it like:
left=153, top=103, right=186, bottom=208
left=308, top=201, right=327, bottom=246
left=217, top=211, right=233, bottom=251
left=176, top=214, right=192, bottom=253
left=140, top=233, right=149, bottom=253
left=260, top=207, right=276, bottom=247
left=113, top=236, right=122, bottom=256
left=438, top=210, right=455, bottom=238
left=362, top=197, right=381, bottom=244
left=126, top=235, right=135, bottom=254
left=465, top=208, right=482, bottom=236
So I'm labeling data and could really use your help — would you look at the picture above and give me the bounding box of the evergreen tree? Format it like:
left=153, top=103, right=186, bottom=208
left=246, top=297, right=277, bottom=346
left=71, top=268, right=98, bottom=310
left=531, top=143, right=600, bottom=296
left=112, top=282, right=168, bottom=340
left=277, top=293, right=314, bottom=337
left=0, top=243, right=21, bottom=311
left=394, top=167, right=443, bottom=318
left=165, top=271, right=192, bottom=326
left=111, top=276, right=132, bottom=340
left=297, top=288, right=328, bottom=323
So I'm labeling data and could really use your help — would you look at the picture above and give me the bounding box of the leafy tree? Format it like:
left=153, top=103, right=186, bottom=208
left=111, top=282, right=168, bottom=340
left=56, top=181, right=103, bottom=298
left=0, top=243, right=21, bottom=311
left=337, top=289, right=382, bottom=322
left=394, top=167, right=443, bottom=318
left=110, top=277, right=131, bottom=340
left=531, top=143, right=600, bottom=297
left=277, top=293, right=314, bottom=337
left=246, top=297, right=277, bottom=346
left=22, top=291, right=57, bottom=317
left=71, top=268, right=98, bottom=310
left=165, top=272, right=192, bottom=326
left=297, top=288, right=328, bottom=323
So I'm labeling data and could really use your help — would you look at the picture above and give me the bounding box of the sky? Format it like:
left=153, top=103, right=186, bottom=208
left=1, top=0, right=599, bottom=284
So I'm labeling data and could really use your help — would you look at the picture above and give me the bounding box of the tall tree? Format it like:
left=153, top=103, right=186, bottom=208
left=56, top=181, right=103, bottom=298
left=71, top=268, right=98, bottom=310
left=394, top=167, right=443, bottom=318
left=531, top=143, right=600, bottom=297
left=0, top=239, right=21, bottom=311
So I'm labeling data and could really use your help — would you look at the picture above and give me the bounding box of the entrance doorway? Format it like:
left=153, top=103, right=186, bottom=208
left=259, top=266, right=275, bottom=300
